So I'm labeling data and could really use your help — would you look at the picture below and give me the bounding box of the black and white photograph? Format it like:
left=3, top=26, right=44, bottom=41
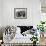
left=0, top=0, right=46, bottom=46
left=14, top=8, right=27, bottom=19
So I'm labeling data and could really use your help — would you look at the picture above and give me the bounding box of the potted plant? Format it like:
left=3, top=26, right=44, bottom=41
left=37, top=21, right=45, bottom=37
left=31, top=35, right=38, bottom=46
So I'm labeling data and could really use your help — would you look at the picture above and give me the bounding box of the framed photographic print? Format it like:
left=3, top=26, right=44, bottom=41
left=14, top=8, right=27, bottom=19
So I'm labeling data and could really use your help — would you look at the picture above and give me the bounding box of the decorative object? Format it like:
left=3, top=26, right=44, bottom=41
left=37, top=21, right=46, bottom=37
left=14, top=8, right=27, bottom=19
left=3, top=26, right=16, bottom=43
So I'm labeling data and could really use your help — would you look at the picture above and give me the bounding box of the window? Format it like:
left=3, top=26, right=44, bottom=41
left=40, top=0, right=46, bottom=21
left=41, top=0, right=46, bottom=13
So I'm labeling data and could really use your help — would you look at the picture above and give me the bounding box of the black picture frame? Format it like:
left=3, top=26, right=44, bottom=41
left=14, top=8, right=27, bottom=19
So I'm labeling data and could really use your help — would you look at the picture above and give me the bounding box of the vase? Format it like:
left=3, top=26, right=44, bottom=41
left=40, top=32, right=44, bottom=38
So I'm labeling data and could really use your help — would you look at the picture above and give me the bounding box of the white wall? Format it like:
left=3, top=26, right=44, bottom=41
left=32, top=0, right=41, bottom=28
left=0, top=0, right=3, bottom=26
left=0, top=0, right=41, bottom=27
